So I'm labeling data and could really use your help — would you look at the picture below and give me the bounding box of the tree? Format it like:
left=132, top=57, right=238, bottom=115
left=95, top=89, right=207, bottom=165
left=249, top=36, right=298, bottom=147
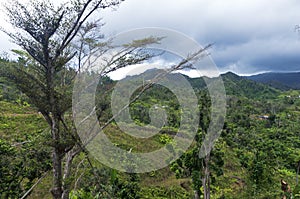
left=0, top=0, right=159, bottom=198
left=1, top=1, right=214, bottom=198
left=170, top=91, right=224, bottom=199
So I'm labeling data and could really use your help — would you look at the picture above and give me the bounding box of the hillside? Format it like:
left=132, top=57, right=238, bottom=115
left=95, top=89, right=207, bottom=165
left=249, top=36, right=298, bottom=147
left=247, top=72, right=300, bottom=90
left=187, top=71, right=280, bottom=99
left=0, top=101, right=51, bottom=198
left=1, top=70, right=300, bottom=198
left=124, top=69, right=280, bottom=99
left=220, top=72, right=280, bottom=99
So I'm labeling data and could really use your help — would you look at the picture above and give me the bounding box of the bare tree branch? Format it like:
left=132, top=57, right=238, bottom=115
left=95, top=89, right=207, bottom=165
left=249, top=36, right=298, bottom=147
left=20, top=171, right=49, bottom=199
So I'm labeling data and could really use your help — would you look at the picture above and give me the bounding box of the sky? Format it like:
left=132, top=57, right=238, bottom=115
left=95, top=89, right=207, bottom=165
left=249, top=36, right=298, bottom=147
left=0, top=0, right=300, bottom=75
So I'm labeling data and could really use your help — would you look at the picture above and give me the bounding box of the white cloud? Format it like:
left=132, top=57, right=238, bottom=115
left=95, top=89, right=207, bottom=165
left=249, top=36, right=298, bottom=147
left=108, top=59, right=175, bottom=80
left=100, top=0, right=300, bottom=73
left=0, top=0, right=300, bottom=74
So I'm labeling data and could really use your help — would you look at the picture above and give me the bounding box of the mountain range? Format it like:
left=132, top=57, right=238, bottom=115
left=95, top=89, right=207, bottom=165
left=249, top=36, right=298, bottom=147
left=188, top=72, right=280, bottom=99
left=246, top=72, right=300, bottom=90
left=122, top=69, right=300, bottom=99
left=189, top=71, right=300, bottom=98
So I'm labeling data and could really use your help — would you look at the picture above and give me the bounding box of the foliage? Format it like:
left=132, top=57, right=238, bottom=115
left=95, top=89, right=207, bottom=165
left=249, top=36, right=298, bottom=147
left=1, top=0, right=161, bottom=198
left=0, top=102, right=50, bottom=198
left=1, top=51, right=300, bottom=199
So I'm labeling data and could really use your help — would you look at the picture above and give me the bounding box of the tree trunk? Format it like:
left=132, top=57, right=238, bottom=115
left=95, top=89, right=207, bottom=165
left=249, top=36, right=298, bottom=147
left=49, top=65, right=63, bottom=198
left=51, top=151, right=63, bottom=198
left=51, top=116, right=63, bottom=199
left=202, top=154, right=211, bottom=199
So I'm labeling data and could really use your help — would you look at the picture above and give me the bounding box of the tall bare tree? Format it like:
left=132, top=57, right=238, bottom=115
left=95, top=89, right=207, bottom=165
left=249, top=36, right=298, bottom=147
left=0, top=0, right=160, bottom=198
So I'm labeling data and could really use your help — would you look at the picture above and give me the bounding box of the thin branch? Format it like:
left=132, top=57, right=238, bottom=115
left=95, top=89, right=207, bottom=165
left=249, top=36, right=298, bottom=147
left=20, top=171, right=49, bottom=199
left=11, top=141, right=31, bottom=147
left=74, top=158, right=86, bottom=190
left=57, top=0, right=99, bottom=58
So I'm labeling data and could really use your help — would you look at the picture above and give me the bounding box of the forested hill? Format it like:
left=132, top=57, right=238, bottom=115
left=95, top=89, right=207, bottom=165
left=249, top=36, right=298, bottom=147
left=219, top=72, right=280, bottom=99
left=185, top=71, right=280, bottom=99
left=247, top=72, right=300, bottom=90
left=122, top=69, right=280, bottom=100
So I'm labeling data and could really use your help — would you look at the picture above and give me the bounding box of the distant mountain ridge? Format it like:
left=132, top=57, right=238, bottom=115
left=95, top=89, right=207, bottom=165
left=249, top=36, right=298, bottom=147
left=122, top=69, right=283, bottom=99
left=246, top=72, right=300, bottom=90
left=103, top=69, right=300, bottom=100
left=124, top=69, right=280, bottom=99
left=218, top=72, right=279, bottom=99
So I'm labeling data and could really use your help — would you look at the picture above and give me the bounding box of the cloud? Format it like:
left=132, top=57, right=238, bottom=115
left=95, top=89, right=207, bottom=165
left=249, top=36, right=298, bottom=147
left=212, top=36, right=300, bottom=74
left=108, top=59, right=176, bottom=80
left=100, top=0, right=300, bottom=74
left=0, top=0, right=299, bottom=74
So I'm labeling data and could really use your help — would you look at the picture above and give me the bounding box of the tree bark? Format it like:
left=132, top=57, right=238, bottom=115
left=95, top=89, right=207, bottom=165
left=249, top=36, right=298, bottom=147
left=51, top=116, right=63, bottom=199
left=202, top=153, right=211, bottom=199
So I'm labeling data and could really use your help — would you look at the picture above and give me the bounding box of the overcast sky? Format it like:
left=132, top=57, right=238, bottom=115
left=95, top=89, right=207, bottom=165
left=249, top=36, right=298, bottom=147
left=1, top=0, right=300, bottom=75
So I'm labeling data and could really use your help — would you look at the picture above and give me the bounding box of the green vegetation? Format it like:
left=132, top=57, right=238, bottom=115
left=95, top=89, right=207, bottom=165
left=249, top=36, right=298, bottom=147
left=0, top=101, right=50, bottom=198
left=248, top=72, right=300, bottom=90
left=0, top=1, right=299, bottom=199
left=1, top=68, right=300, bottom=198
